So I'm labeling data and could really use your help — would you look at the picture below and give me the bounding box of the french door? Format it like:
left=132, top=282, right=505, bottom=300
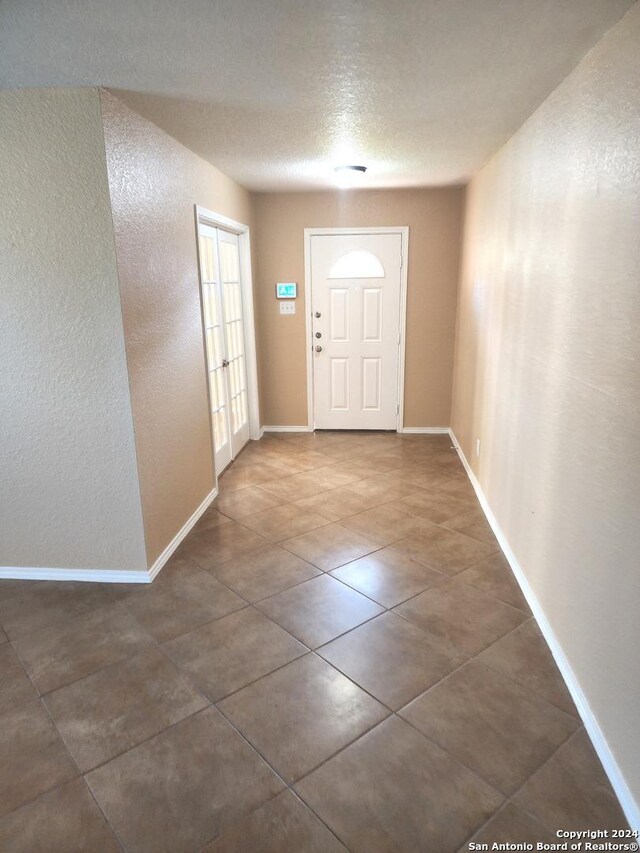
left=197, top=223, right=250, bottom=474
left=310, top=232, right=403, bottom=429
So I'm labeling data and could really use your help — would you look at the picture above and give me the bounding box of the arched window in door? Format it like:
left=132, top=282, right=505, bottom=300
left=328, top=250, right=385, bottom=279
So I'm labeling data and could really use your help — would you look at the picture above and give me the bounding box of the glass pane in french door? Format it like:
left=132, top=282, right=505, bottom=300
left=198, top=224, right=232, bottom=473
left=217, top=231, right=250, bottom=456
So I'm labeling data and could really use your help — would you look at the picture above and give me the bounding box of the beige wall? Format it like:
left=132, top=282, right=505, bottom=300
left=452, top=4, right=640, bottom=811
left=252, top=189, right=463, bottom=428
left=0, top=88, right=147, bottom=572
left=100, top=90, right=254, bottom=566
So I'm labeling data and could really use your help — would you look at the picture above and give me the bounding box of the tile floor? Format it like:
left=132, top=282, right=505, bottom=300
left=0, top=431, right=631, bottom=852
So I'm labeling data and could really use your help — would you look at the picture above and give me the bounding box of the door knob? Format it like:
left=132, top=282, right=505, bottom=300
left=221, top=358, right=229, bottom=367
left=315, top=312, right=321, bottom=318
left=315, top=332, right=322, bottom=338
left=315, top=345, right=323, bottom=353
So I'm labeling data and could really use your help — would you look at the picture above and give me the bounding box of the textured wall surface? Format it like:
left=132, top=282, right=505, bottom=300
left=100, top=90, right=254, bottom=566
left=0, top=88, right=146, bottom=571
left=1, top=0, right=633, bottom=190
left=452, top=5, right=640, bottom=805
left=252, top=189, right=463, bottom=427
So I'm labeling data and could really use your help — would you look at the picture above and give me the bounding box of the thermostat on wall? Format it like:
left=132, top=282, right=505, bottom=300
left=276, top=282, right=297, bottom=299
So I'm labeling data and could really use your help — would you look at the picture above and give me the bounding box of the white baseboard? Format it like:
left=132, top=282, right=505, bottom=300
left=263, top=425, right=314, bottom=433
left=147, top=485, right=218, bottom=581
left=0, top=566, right=152, bottom=584
left=0, top=486, right=219, bottom=586
left=449, top=429, right=639, bottom=831
left=398, top=426, right=451, bottom=434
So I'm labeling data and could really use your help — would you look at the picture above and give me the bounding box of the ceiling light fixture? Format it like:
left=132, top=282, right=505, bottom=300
left=334, top=165, right=367, bottom=188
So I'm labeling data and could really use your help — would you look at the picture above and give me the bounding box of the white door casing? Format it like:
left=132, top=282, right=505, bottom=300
left=197, top=223, right=250, bottom=474
left=310, top=232, right=404, bottom=430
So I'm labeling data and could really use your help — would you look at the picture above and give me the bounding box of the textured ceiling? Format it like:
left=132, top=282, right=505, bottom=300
left=0, top=0, right=635, bottom=190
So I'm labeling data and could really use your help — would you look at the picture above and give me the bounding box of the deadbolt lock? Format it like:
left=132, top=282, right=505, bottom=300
left=315, top=332, right=322, bottom=338
left=314, top=312, right=321, bottom=318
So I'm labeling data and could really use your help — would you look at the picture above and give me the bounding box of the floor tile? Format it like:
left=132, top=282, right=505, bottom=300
left=477, top=619, right=578, bottom=716
left=296, top=715, right=503, bottom=852
left=1, top=430, right=622, bottom=848
left=514, top=729, right=630, bottom=831
left=460, top=802, right=555, bottom=850
left=45, top=646, right=208, bottom=772
left=116, top=555, right=245, bottom=642
left=339, top=504, right=429, bottom=546
left=431, top=450, right=466, bottom=474
left=257, top=574, right=384, bottom=648
left=294, top=486, right=386, bottom=521
left=389, top=524, right=496, bottom=575
left=87, top=707, right=284, bottom=853
left=330, top=546, right=444, bottom=607
left=399, top=659, right=578, bottom=794
left=315, top=439, right=372, bottom=460
left=210, top=545, right=320, bottom=602
left=240, top=503, right=328, bottom=542
left=318, top=612, right=464, bottom=710
left=218, top=654, right=388, bottom=783
left=400, top=434, right=452, bottom=450
left=13, top=601, right=153, bottom=695
left=392, top=462, right=454, bottom=490
left=0, top=643, right=37, bottom=714
left=345, top=473, right=418, bottom=505
left=202, top=788, right=348, bottom=852
left=441, top=508, right=498, bottom=544
left=163, top=607, right=307, bottom=701
left=332, top=454, right=402, bottom=479
left=260, top=468, right=360, bottom=502
left=217, top=461, right=289, bottom=492
left=0, top=778, right=120, bottom=853
left=0, top=698, right=78, bottom=818
left=458, top=551, right=530, bottom=611
left=278, top=450, right=335, bottom=471
left=282, top=522, right=379, bottom=571
left=0, top=578, right=47, bottom=597
left=183, top=520, right=270, bottom=569
left=394, top=579, right=529, bottom=657
left=214, top=486, right=285, bottom=520
left=438, top=477, right=478, bottom=501
left=0, top=581, right=112, bottom=640
left=191, top=507, right=233, bottom=535
left=392, top=488, right=475, bottom=524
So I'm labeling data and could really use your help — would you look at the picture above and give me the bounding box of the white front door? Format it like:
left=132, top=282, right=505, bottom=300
left=197, top=224, right=250, bottom=474
left=310, top=232, right=403, bottom=429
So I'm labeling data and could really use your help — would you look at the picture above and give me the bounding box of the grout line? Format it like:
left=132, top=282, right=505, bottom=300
left=205, top=698, right=356, bottom=852
left=455, top=725, right=585, bottom=849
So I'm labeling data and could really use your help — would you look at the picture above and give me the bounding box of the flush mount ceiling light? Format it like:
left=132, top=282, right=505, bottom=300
left=334, top=165, right=367, bottom=188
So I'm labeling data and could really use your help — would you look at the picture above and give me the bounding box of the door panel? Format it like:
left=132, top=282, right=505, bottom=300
left=362, top=358, right=382, bottom=411
left=197, top=224, right=250, bottom=477
left=198, top=224, right=232, bottom=474
left=330, top=358, right=350, bottom=410
left=362, top=288, right=383, bottom=341
left=217, top=230, right=250, bottom=457
left=311, top=233, right=402, bottom=430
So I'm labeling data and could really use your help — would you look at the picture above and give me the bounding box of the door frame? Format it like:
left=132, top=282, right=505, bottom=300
left=195, top=206, right=261, bottom=465
left=303, top=226, right=410, bottom=432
